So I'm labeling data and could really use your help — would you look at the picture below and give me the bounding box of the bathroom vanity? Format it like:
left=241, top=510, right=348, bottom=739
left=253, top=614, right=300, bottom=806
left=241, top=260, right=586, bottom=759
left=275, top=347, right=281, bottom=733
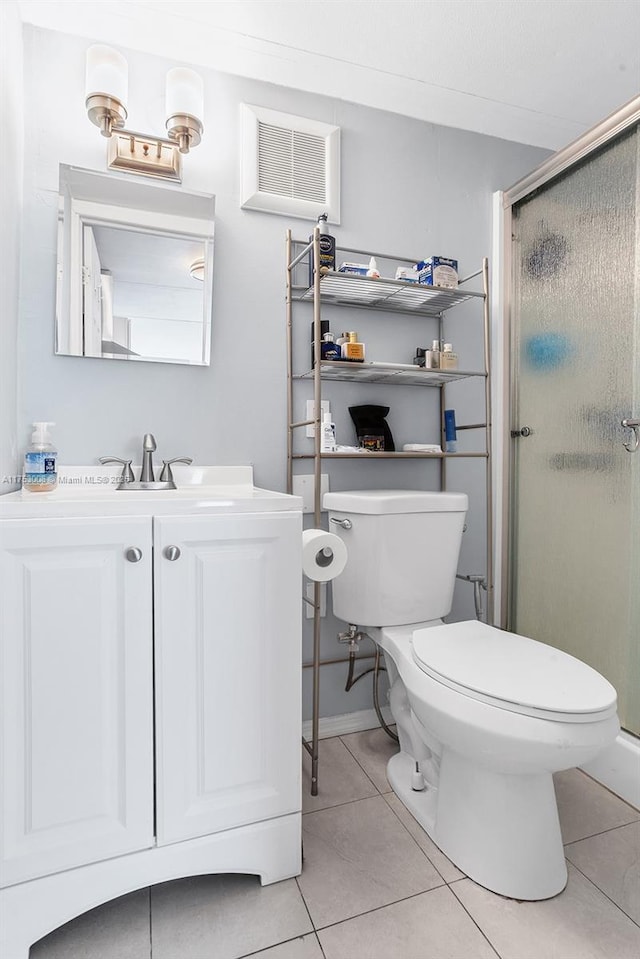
left=0, top=466, right=302, bottom=959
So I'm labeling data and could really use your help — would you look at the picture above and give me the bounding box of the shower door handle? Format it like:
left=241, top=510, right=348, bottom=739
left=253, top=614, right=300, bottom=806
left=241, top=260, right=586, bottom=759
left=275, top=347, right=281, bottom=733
left=621, top=418, right=639, bottom=453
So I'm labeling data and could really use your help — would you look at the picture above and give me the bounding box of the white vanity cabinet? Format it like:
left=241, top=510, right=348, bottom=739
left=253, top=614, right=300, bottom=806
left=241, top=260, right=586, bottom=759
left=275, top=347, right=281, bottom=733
left=0, top=472, right=302, bottom=959
left=0, top=517, right=154, bottom=887
left=154, top=512, right=302, bottom=844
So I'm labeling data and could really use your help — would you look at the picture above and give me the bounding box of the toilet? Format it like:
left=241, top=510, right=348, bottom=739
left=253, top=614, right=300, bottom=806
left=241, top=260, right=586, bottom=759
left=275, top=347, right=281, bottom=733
left=323, top=490, right=619, bottom=901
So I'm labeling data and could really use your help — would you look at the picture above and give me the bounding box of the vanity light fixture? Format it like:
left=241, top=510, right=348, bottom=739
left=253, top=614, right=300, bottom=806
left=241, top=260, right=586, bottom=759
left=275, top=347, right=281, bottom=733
left=189, top=258, right=205, bottom=281
left=85, top=45, right=204, bottom=182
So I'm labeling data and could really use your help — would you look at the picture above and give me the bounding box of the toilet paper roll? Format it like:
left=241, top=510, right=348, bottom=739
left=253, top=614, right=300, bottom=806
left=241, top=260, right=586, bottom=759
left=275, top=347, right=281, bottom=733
left=302, top=529, right=348, bottom=582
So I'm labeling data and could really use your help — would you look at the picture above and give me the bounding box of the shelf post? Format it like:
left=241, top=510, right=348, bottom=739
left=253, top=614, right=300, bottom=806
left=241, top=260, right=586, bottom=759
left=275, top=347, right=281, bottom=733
left=310, top=226, right=322, bottom=796
left=286, top=230, right=294, bottom=494
left=482, top=256, right=494, bottom=623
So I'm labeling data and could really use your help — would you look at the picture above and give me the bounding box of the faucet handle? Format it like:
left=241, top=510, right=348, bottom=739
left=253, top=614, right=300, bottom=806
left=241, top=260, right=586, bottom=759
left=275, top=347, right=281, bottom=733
left=99, top=457, right=135, bottom=487
left=160, top=457, right=193, bottom=486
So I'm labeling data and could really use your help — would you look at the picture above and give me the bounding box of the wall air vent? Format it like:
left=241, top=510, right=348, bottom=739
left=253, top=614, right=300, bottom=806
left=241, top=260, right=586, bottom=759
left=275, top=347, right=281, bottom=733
left=241, top=104, right=340, bottom=223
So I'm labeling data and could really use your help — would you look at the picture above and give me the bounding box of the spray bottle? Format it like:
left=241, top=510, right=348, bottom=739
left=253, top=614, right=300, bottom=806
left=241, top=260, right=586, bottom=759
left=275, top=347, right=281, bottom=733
left=309, top=213, right=336, bottom=286
left=23, top=422, right=58, bottom=492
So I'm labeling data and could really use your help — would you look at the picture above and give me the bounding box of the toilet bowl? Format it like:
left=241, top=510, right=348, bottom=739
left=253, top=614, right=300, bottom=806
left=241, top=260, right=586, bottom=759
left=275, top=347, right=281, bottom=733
left=374, top=620, right=618, bottom=900
left=323, top=489, right=620, bottom=900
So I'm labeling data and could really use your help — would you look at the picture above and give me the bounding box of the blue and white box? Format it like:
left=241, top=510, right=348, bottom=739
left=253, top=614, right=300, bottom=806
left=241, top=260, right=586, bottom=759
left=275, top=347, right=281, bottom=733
left=338, top=261, right=369, bottom=276
left=414, top=256, right=458, bottom=289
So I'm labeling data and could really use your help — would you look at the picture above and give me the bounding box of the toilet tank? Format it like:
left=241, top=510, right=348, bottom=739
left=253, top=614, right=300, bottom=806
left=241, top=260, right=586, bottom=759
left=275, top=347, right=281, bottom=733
left=323, top=490, right=468, bottom=627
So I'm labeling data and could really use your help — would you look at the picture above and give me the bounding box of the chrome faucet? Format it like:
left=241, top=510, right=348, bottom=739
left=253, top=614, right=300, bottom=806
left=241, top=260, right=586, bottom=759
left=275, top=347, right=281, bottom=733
left=100, top=434, right=192, bottom=490
left=140, top=433, right=157, bottom=483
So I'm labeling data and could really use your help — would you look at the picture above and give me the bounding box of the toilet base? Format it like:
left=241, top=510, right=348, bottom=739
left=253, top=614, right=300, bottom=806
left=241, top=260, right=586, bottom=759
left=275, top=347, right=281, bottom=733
left=387, top=750, right=568, bottom=901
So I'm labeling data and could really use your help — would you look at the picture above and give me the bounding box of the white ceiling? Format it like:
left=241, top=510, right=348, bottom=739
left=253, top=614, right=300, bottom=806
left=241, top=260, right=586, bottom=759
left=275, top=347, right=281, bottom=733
left=18, top=0, right=640, bottom=149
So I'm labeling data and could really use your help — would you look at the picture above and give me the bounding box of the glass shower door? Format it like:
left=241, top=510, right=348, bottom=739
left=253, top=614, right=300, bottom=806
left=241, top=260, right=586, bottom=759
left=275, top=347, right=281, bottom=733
left=510, top=125, right=639, bottom=735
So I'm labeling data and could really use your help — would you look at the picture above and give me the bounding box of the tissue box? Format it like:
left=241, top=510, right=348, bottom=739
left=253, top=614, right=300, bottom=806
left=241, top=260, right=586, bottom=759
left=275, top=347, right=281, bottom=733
left=338, top=262, right=369, bottom=276
left=414, top=256, right=458, bottom=289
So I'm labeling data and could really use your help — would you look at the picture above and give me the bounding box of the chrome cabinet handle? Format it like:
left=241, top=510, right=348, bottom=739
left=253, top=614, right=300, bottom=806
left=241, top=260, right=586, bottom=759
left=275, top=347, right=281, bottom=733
left=330, top=517, right=352, bottom=530
left=621, top=418, right=639, bottom=453
left=125, top=547, right=143, bottom=563
left=164, top=545, right=181, bottom=561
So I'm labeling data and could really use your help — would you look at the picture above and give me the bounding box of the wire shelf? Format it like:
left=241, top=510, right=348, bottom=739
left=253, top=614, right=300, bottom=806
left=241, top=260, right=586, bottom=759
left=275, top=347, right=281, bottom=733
left=294, top=360, right=485, bottom=387
left=294, top=271, right=484, bottom=316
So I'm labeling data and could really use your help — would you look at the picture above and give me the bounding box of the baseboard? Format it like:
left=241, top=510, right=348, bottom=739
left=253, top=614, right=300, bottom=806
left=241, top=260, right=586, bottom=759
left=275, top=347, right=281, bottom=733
left=303, top=711, right=639, bottom=810
left=302, top=706, right=393, bottom=741
left=580, top=730, right=640, bottom=810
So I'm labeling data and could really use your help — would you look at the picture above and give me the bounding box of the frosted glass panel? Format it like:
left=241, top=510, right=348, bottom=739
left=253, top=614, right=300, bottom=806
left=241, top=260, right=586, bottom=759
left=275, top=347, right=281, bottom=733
left=512, top=127, right=639, bottom=735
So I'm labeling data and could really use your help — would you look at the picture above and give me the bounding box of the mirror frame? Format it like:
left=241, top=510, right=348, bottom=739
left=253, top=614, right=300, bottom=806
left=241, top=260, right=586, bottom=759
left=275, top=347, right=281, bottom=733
left=55, top=165, right=215, bottom=366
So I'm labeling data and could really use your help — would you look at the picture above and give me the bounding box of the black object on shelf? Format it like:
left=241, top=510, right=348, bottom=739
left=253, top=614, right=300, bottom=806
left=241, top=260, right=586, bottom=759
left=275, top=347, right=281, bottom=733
left=349, top=404, right=395, bottom=452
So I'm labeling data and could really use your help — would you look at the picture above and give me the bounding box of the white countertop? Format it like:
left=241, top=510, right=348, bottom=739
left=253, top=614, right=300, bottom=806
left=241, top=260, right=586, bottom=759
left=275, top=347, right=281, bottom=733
left=0, top=466, right=302, bottom=519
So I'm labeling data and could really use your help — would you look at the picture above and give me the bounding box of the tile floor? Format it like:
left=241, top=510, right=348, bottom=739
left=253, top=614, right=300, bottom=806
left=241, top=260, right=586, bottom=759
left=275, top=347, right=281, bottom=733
left=30, top=728, right=640, bottom=959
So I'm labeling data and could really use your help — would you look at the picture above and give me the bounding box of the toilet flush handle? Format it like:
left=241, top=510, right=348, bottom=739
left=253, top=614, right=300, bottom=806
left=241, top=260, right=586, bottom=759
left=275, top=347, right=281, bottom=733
left=330, top=517, right=352, bottom=530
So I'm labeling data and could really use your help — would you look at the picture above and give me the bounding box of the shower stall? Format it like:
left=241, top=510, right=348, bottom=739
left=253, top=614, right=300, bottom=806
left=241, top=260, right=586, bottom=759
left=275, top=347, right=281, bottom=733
left=498, top=99, right=640, bottom=760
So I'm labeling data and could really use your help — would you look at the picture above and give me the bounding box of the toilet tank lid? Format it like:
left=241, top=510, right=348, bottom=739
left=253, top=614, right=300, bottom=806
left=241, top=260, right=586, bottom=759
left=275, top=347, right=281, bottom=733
left=323, top=490, right=468, bottom=514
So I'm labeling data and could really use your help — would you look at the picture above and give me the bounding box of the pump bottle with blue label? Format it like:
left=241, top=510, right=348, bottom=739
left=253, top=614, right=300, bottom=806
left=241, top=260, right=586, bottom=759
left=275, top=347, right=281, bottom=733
left=23, top=422, right=58, bottom=492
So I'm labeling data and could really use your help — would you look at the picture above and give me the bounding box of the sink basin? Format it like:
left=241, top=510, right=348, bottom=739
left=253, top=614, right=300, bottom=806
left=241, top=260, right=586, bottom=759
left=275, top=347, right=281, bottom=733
left=0, top=466, right=302, bottom=518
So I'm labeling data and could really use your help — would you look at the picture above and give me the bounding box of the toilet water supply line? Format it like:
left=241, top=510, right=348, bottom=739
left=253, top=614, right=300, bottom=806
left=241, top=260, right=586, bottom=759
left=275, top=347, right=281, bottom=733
left=456, top=573, right=489, bottom=622
left=339, top=626, right=399, bottom=742
left=336, top=571, right=488, bottom=743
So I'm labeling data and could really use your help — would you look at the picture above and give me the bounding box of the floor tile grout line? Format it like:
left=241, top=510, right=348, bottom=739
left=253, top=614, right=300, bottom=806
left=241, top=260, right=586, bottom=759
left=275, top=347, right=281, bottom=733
left=302, top=792, right=379, bottom=816
left=379, top=790, right=452, bottom=886
left=336, top=732, right=388, bottom=795
left=238, top=928, right=324, bottom=959
left=447, top=880, right=505, bottom=959
left=564, top=857, right=640, bottom=929
left=563, top=818, right=640, bottom=847
left=302, top=734, right=380, bottom=808
left=309, top=882, right=468, bottom=937
left=314, top=929, right=329, bottom=959
left=304, top=791, right=401, bottom=821
left=577, top=768, right=640, bottom=815
left=338, top=726, right=398, bottom=796
left=295, top=873, right=319, bottom=936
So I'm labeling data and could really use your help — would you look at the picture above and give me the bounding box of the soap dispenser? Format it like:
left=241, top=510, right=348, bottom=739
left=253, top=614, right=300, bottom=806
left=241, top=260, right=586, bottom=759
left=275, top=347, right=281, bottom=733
left=23, top=422, right=58, bottom=492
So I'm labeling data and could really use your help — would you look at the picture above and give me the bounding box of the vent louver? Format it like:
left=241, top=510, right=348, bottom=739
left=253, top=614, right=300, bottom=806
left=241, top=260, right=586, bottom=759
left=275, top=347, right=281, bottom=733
left=258, top=122, right=326, bottom=203
left=241, top=104, right=340, bottom=222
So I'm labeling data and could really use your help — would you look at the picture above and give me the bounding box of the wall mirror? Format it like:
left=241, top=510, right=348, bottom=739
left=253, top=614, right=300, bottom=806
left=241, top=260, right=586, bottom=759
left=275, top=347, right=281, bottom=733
left=55, top=164, right=215, bottom=365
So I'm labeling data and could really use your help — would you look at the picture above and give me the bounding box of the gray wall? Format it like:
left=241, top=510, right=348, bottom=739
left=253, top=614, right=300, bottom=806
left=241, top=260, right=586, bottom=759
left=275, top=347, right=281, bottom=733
left=18, top=26, right=549, bottom=720
left=0, top=2, right=23, bottom=490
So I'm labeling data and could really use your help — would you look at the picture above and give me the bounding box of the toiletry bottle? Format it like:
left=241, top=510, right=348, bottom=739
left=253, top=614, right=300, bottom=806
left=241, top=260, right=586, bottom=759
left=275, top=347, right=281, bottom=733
left=320, top=411, right=337, bottom=452
left=321, top=332, right=341, bottom=361
left=308, top=213, right=336, bottom=287
left=440, top=343, right=459, bottom=370
left=426, top=339, right=441, bottom=369
left=366, top=256, right=380, bottom=278
left=341, top=331, right=365, bottom=362
left=444, top=409, right=457, bottom=453
left=336, top=332, right=348, bottom=353
left=23, top=422, right=58, bottom=492
left=311, top=319, right=330, bottom=367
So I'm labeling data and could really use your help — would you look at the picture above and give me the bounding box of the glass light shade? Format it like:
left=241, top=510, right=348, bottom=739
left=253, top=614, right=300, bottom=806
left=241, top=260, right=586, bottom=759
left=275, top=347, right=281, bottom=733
left=189, top=258, right=205, bottom=280
left=165, top=67, right=204, bottom=122
left=85, top=44, right=128, bottom=106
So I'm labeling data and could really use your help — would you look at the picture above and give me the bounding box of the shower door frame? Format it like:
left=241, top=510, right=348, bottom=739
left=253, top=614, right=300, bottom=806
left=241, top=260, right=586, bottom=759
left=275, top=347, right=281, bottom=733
left=493, top=94, right=640, bottom=629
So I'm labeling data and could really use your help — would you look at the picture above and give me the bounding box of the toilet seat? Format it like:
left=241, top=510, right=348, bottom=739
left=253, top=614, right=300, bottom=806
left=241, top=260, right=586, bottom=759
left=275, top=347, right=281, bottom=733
left=411, top=621, right=617, bottom=723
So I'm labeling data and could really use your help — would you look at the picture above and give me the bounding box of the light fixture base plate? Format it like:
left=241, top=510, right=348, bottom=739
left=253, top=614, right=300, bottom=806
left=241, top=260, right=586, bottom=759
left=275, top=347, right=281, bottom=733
left=107, top=130, right=183, bottom=181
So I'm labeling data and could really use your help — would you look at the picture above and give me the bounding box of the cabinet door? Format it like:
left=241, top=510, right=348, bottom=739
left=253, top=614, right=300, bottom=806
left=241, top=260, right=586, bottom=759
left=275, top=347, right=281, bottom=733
left=154, top=511, right=302, bottom=845
left=0, top=517, right=154, bottom=886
